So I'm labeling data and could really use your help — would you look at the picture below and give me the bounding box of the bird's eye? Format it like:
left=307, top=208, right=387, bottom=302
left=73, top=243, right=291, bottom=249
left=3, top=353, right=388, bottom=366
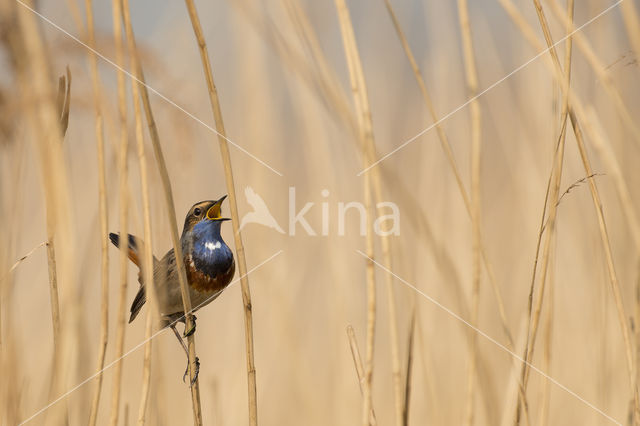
left=194, top=208, right=201, bottom=216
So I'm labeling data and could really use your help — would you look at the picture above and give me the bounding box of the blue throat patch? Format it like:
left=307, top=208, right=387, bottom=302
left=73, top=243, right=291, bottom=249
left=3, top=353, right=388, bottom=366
left=186, top=220, right=233, bottom=278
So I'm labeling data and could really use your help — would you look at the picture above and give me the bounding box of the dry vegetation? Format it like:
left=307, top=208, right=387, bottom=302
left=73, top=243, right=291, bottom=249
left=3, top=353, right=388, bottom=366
left=1, top=0, right=640, bottom=425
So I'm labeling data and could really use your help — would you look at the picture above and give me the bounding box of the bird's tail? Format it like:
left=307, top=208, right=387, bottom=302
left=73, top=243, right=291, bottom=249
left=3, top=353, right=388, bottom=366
left=108, top=233, right=146, bottom=268
left=108, top=233, right=156, bottom=323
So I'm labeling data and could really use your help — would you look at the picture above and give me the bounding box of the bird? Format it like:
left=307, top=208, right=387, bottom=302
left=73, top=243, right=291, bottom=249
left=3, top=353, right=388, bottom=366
left=109, top=196, right=235, bottom=384
left=239, top=186, right=284, bottom=233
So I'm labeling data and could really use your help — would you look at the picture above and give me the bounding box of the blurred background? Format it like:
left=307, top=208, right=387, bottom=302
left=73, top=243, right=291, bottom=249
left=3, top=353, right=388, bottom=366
left=1, top=0, right=640, bottom=424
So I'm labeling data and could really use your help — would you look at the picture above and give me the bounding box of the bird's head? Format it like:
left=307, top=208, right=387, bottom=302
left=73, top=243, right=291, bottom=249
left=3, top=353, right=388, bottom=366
left=182, top=196, right=231, bottom=235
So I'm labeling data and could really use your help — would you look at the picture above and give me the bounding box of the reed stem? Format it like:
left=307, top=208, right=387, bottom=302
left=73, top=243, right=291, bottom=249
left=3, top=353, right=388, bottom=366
left=120, top=1, right=203, bottom=423
left=456, top=1, right=482, bottom=424
left=333, top=2, right=380, bottom=424
left=108, top=0, right=130, bottom=423
left=182, top=2, right=259, bottom=423
left=82, top=0, right=109, bottom=423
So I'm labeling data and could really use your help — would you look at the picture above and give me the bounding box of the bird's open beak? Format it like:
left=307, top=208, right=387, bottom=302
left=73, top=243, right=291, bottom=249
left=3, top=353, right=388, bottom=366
left=206, top=195, right=231, bottom=221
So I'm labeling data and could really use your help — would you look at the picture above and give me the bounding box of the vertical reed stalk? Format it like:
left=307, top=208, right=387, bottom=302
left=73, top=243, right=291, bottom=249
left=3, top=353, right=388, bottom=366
left=515, top=1, right=573, bottom=423
left=456, top=1, right=482, bottom=424
left=137, top=315, right=153, bottom=426
left=370, top=168, right=401, bottom=426
left=636, top=263, right=640, bottom=426
left=415, top=307, right=443, bottom=425
left=383, top=0, right=514, bottom=351
left=45, top=205, right=61, bottom=364
left=524, top=1, right=640, bottom=422
left=16, top=2, right=75, bottom=423
left=498, top=0, right=640, bottom=149
left=333, top=1, right=379, bottom=423
left=384, top=1, right=511, bottom=421
left=82, top=0, right=109, bottom=423
left=542, top=0, right=640, bottom=147
left=271, top=19, right=443, bottom=418
left=402, top=309, right=415, bottom=426
left=620, top=0, right=640, bottom=61
left=340, top=15, right=403, bottom=424
left=282, top=0, right=359, bottom=135
left=347, top=325, right=377, bottom=425
left=127, top=9, right=158, bottom=420
left=120, top=1, right=203, bottom=423
left=182, top=2, right=258, bottom=423
left=360, top=161, right=402, bottom=424
left=538, top=258, right=555, bottom=426
left=109, top=0, right=130, bottom=423
left=584, top=109, right=640, bottom=423
left=491, top=12, right=637, bottom=415
left=334, top=2, right=405, bottom=423
left=584, top=107, right=640, bottom=252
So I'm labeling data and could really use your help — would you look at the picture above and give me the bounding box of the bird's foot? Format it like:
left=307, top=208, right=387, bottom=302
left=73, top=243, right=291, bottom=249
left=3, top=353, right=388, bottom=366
left=183, top=315, right=197, bottom=337
left=182, top=356, right=200, bottom=385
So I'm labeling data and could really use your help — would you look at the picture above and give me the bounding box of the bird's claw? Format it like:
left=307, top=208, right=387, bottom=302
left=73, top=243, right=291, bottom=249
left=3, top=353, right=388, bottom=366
left=183, top=315, right=197, bottom=337
left=182, top=356, right=200, bottom=385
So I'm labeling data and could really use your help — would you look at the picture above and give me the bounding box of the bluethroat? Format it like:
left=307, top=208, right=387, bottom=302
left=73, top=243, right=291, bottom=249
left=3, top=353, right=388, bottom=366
left=109, top=197, right=235, bottom=383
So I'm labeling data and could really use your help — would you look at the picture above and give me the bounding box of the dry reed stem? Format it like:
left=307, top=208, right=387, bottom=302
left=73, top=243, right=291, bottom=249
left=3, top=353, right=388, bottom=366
left=370, top=165, right=402, bottom=426
left=0, top=154, right=29, bottom=421
left=502, top=0, right=640, bottom=149
left=127, top=10, right=158, bottom=421
left=584, top=107, right=640, bottom=252
left=620, top=0, right=640, bottom=61
left=333, top=1, right=380, bottom=424
left=384, top=1, right=512, bottom=420
left=495, top=0, right=640, bottom=420
left=137, top=315, right=153, bottom=426
left=636, top=262, right=640, bottom=426
left=542, top=0, right=640, bottom=148
left=282, top=0, right=359, bottom=137
left=44, top=152, right=62, bottom=385
left=64, top=0, right=84, bottom=36
left=279, top=10, right=498, bottom=421
left=414, top=307, right=443, bottom=425
left=332, top=3, right=404, bottom=420
left=516, top=136, right=565, bottom=424
left=515, top=1, right=573, bottom=422
left=456, top=1, right=483, bottom=424
left=402, top=309, right=415, bottom=426
left=526, top=1, right=640, bottom=422
left=497, top=0, right=636, bottom=170
left=538, top=257, right=555, bottom=426
left=382, top=0, right=469, bottom=211
left=494, top=0, right=591, bottom=121
left=81, top=0, right=110, bottom=423
left=585, top=107, right=640, bottom=425
left=16, top=2, right=76, bottom=423
left=109, top=0, right=130, bottom=423
left=347, top=325, right=377, bottom=425
left=236, top=0, right=359, bottom=139
left=381, top=165, right=501, bottom=423
left=383, top=0, right=515, bottom=352
left=182, top=2, right=258, bottom=423
left=333, top=2, right=403, bottom=423
left=572, top=78, right=640, bottom=425
left=120, top=1, right=203, bottom=423
left=273, top=19, right=463, bottom=412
